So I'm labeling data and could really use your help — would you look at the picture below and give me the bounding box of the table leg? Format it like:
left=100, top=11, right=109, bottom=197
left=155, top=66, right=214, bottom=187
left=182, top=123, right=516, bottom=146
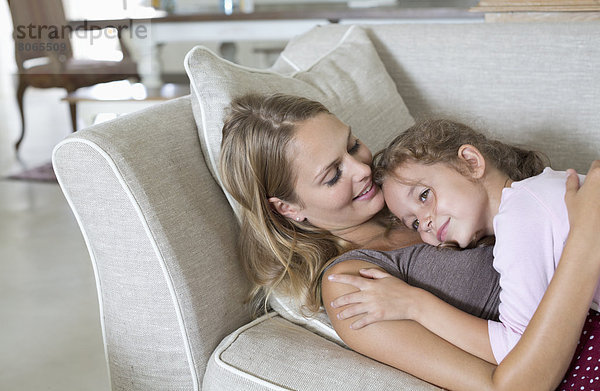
left=127, top=21, right=163, bottom=89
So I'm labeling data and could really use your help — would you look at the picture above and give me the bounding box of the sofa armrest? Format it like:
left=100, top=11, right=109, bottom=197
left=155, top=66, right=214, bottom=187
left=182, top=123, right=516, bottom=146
left=53, top=96, right=251, bottom=390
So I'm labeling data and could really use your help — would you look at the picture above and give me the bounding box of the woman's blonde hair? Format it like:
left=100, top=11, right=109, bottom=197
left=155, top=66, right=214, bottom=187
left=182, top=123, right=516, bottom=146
left=219, top=93, right=350, bottom=317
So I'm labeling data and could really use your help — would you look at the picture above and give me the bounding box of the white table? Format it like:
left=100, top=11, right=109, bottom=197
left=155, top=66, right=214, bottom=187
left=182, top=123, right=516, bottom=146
left=62, top=80, right=189, bottom=128
left=69, top=2, right=480, bottom=87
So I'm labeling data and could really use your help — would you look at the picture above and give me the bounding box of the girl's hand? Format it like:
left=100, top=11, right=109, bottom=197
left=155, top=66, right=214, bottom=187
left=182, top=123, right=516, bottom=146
left=565, top=160, right=600, bottom=243
left=327, top=268, right=421, bottom=329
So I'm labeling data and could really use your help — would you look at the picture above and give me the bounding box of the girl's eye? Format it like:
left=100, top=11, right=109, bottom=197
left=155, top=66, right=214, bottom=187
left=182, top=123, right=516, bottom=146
left=419, top=189, right=430, bottom=202
left=412, top=219, right=420, bottom=231
left=348, top=139, right=360, bottom=154
left=326, top=167, right=342, bottom=187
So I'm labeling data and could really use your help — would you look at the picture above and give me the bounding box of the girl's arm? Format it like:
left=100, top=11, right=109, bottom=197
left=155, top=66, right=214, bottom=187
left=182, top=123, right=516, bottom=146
left=329, top=268, right=496, bottom=363
left=322, top=161, right=600, bottom=391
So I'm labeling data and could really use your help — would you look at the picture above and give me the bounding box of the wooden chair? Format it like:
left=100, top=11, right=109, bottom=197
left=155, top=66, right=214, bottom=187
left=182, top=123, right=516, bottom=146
left=7, top=0, right=140, bottom=151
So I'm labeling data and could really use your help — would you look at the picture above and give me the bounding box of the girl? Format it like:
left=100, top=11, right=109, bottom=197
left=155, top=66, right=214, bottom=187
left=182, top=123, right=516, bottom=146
left=328, top=119, right=600, bottom=384
left=220, top=95, right=600, bottom=390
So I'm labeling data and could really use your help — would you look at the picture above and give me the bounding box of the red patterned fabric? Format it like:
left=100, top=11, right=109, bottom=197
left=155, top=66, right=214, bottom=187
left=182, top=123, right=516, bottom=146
left=559, top=310, right=600, bottom=391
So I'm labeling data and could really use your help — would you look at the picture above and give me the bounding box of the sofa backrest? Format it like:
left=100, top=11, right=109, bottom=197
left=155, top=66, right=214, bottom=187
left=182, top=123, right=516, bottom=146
left=275, top=22, right=600, bottom=173
left=53, top=96, right=251, bottom=390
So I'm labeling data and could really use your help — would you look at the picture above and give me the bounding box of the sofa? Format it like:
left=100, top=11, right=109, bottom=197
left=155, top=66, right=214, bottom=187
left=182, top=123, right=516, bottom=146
left=53, top=22, right=600, bottom=390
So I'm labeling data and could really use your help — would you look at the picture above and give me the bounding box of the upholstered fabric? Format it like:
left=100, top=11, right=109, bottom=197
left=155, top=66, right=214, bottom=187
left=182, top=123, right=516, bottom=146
left=278, top=23, right=600, bottom=174
left=184, top=24, right=414, bottom=215
left=53, top=22, right=600, bottom=391
left=268, top=294, right=345, bottom=346
left=53, top=97, right=251, bottom=390
left=203, top=313, right=441, bottom=391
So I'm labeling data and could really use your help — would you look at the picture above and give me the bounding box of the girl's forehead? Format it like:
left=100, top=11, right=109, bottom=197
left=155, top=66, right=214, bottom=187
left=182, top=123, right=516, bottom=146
left=382, top=176, right=416, bottom=199
left=386, top=165, right=428, bottom=186
left=390, top=161, right=449, bottom=181
left=381, top=178, right=416, bottom=223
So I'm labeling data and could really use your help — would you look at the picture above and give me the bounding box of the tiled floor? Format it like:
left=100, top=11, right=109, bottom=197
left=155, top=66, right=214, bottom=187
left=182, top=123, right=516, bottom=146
left=0, top=88, right=110, bottom=390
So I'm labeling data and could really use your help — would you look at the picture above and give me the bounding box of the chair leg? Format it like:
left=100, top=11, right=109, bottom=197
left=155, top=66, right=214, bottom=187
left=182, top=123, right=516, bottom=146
left=15, top=81, right=27, bottom=151
left=69, top=102, right=77, bottom=132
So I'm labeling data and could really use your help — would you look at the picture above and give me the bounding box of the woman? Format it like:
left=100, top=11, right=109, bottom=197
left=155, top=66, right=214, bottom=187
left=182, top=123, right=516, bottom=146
left=218, top=92, right=600, bottom=390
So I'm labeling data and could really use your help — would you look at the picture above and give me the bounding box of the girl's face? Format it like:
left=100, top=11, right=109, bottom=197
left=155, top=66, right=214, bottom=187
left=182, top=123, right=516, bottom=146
left=382, top=161, right=492, bottom=248
left=284, top=113, right=385, bottom=234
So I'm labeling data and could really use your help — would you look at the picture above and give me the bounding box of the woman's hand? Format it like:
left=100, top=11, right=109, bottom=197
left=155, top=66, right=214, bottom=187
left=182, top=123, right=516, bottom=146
left=565, top=160, right=600, bottom=244
left=327, top=268, right=422, bottom=329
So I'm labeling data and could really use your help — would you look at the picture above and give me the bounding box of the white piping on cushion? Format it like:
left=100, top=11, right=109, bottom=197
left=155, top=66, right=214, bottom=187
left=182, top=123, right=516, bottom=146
left=270, top=295, right=343, bottom=345
left=290, top=25, right=355, bottom=77
left=278, top=52, right=301, bottom=72
left=212, top=312, right=291, bottom=391
left=52, top=141, right=113, bottom=387
left=52, top=138, right=199, bottom=391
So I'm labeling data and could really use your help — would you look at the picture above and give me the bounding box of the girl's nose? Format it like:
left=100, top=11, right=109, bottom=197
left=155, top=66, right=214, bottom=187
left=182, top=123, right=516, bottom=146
left=418, top=216, right=433, bottom=233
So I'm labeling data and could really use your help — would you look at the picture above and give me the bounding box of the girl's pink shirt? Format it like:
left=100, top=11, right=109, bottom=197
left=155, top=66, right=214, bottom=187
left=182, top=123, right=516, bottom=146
left=488, top=168, right=595, bottom=363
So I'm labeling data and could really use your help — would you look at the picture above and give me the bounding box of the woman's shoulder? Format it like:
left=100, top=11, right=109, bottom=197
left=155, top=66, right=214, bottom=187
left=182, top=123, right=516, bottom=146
left=324, top=248, right=399, bottom=276
left=324, top=244, right=434, bottom=278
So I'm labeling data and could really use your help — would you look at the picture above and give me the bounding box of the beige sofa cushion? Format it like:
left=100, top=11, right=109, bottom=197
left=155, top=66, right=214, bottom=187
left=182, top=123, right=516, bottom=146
left=203, top=313, right=441, bottom=391
left=184, top=25, right=414, bottom=341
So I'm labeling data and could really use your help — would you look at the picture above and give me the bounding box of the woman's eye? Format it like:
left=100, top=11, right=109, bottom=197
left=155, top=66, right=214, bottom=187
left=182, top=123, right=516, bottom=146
left=348, top=139, right=360, bottom=154
left=326, top=167, right=342, bottom=187
left=412, top=219, right=420, bottom=231
left=419, top=189, right=430, bottom=202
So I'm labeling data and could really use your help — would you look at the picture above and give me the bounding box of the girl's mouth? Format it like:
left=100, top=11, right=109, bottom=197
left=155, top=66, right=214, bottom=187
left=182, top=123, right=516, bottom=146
left=353, top=182, right=375, bottom=201
left=437, top=218, right=450, bottom=243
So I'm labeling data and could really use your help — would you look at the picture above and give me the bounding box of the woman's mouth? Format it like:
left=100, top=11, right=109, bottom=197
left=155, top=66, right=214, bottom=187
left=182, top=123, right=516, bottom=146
left=353, top=182, right=376, bottom=201
left=437, top=218, right=450, bottom=243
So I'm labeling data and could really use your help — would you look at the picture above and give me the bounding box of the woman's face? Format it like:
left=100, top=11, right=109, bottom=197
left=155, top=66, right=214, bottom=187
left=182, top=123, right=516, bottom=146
left=286, top=113, right=385, bottom=234
left=382, top=161, right=491, bottom=248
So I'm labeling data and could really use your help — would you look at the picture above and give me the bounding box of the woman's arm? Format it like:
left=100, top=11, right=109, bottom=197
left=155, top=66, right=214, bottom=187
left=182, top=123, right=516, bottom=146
left=323, top=161, right=600, bottom=391
left=329, top=268, right=496, bottom=363
left=322, top=260, right=499, bottom=391
left=494, top=164, right=600, bottom=389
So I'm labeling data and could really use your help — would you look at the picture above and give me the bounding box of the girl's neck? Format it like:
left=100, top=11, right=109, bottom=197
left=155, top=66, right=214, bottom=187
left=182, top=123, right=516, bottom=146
left=483, top=167, right=513, bottom=234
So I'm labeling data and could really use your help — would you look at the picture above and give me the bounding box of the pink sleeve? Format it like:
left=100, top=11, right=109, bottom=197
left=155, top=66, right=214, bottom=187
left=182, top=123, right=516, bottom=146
left=488, top=320, right=524, bottom=363
left=488, top=189, right=558, bottom=363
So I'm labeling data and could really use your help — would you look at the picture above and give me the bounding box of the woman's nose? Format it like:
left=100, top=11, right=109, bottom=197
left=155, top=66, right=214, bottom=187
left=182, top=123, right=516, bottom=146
left=348, top=156, right=372, bottom=182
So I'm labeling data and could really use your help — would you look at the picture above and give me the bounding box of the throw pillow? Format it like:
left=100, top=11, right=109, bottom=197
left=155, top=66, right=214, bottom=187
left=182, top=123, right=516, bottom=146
left=184, top=24, right=413, bottom=343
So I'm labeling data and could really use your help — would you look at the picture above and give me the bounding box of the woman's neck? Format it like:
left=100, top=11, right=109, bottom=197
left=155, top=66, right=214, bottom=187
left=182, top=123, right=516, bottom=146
left=333, top=214, right=422, bottom=251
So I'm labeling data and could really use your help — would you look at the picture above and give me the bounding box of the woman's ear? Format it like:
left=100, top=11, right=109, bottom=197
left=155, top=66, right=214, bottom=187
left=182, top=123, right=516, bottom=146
left=268, top=196, right=303, bottom=221
left=458, top=144, right=486, bottom=179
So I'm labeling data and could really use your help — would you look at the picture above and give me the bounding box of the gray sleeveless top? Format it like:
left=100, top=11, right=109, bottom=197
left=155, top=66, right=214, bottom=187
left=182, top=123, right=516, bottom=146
left=328, top=244, right=501, bottom=321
